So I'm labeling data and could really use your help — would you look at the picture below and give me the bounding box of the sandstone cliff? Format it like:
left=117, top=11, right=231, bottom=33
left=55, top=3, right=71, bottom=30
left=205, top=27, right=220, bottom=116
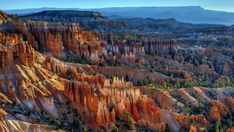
left=0, top=10, right=12, bottom=24
left=0, top=10, right=233, bottom=131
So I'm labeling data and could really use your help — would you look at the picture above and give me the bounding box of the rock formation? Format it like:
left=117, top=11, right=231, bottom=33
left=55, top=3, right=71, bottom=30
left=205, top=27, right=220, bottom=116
left=0, top=10, right=12, bottom=23
left=0, top=41, right=34, bottom=69
left=0, top=108, right=55, bottom=132
left=0, top=10, right=233, bottom=132
left=64, top=78, right=166, bottom=130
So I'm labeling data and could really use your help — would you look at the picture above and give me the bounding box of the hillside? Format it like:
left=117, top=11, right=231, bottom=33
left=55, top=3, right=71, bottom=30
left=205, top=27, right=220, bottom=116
left=24, top=10, right=107, bottom=21
left=0, top=9, right=234, bottom=132
left=22, top=10, right=229, bottom=38
left=94, top=6, right=234, bottom=25
left=0, top=10, right=12, bottom=23
left=6, top=6, right=234, bottom=25
left=0, top=20, right=233, bottom=131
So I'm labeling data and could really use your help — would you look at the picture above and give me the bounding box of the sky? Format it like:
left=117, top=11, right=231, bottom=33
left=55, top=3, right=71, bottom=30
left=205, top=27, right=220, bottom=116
left=1, top=0, right=234, bottom=12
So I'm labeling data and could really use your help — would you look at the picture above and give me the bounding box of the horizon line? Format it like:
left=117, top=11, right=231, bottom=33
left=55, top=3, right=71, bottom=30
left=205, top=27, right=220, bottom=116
left=4, top=6, right=234, bottom=13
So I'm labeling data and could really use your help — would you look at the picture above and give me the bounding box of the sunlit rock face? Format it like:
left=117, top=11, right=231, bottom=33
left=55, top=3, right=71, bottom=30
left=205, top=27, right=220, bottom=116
left=140, top=87, right=234, bottom=130
left=7, top=20, right=179, bottom=66
left=64, top=78, right=166, bottom=130
left=0, top=41, right=34, bottom=70
left=42, top=55, right=165, bottom=130
left=0, top=30, right=84, bottom=131
left=0, top=34, right=63, bottom=113
left=0, top=29, right=166, bottom=130
left=11, top=21, right=107, bottom=66
left=0, top=10, right=233, bottom=131
left=41, top=53, right=234, bottom=131
left=0, top=10, right=12, bottom=24
left=38, top=32, right=63, bottom=55
left=0, top=108, right=55, bottom=132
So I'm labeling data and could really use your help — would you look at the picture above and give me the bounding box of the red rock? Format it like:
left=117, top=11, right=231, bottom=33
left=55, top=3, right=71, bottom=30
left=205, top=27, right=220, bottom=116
left=44, top=32, right=63, bottom=55
left=63, top=72, right=165, bottom=130
left=0, top=41, right=34, bottom=69
left=189, top=125, right=197, bottom=132
left=210, top=100, right=228, bottom=116
left=209, top=106, right=221, bottom=121
left=225, top=97, right=234, bottom=112
left=226, top=127, right=234, bottom=132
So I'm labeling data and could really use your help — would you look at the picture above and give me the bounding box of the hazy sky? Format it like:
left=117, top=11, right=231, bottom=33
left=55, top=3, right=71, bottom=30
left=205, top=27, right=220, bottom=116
left=1, top=0, right=234, bottom=12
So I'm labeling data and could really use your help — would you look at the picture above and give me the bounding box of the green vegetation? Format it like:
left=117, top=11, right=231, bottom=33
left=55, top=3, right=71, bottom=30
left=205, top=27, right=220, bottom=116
left=215, top=119, right=224, bottom=132
left=184, top=97, right=204, bottom=114
left=179, top=127, right=188, bottom=132
left=143, top=73, right=234, bottom=89
left=212, top=77, right=234, bottom=88
left=111, top=124, right=119, bottom=132
left=76, top=55, right=91, bottom=64
left=83, top=127, right=88, bottom=132
left=126, top=61, right=234, bottom=89
left=69, top=76, right=76, bottom=82
left=199, top=72, right=210, bottom=87
left=123, top=112, right=133, bottom=128
left=58, top=54, right=91, bottom=64
left=202, top=127, right=209, bottom=132
left=165, top=124, right=170, bottom=132
left=188, top=118, right=196, bottom=126
left=137, top=79, right=149, bottom=86
left=173, top=81, right=181, bottom=89
left=184, top=80, right=195, bottom=87
left=227, top=112, right=233, bottom=129
left=55, top=119, right=62, bottom=129
left=146, top=80, right=183, bottom=89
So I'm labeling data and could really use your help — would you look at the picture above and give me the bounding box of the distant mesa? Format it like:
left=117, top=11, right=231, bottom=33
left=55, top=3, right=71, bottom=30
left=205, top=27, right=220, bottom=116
left=6, top=6, right=234, bottom=25
left=23, top=10, right=107, bottom=22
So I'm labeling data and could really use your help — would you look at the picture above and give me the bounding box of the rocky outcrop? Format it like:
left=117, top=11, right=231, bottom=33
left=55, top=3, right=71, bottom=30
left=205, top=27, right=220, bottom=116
left=143, top=39, right=178, bottom=56
left=0, top=41, right=34, bottom=69
left=8, top=10, right=233, bottom=82
left=42, top=55, right=166, bottom=130
left=225, top=97, right=234, bottom=112
left=0, top=32, right=87, bottom=131
left=209, top=106, right=221, bottom=121
left=226, top=127, right=234, bottom=132
left=103, top=35, right=178, bottom=56
left=38, top=32, right=63, bottom=55
left=0, top=109, right=56, bottom=132
left=0, top=10, right=233, bottom=131
left=13, top=42, right=35, bottom=66
left=64, top=78, right=166, bottom=130
left=0, top=10, right=12, bottom=24
left=140, top=87, right=234, bottom=130
left=12, top=21, right=104, bottom=62
left=0, top=33, right=232, bottom=131
left=0, top=32, right=21, bottom=45
left=13, top=22, right=39, bottom=50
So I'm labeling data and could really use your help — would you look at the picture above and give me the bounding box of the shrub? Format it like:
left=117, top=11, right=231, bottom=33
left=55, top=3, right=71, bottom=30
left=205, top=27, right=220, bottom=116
left=199, top=72, right=209, bottom=87
left=124, top=112, right=133, bottom=128
left=111, top=124, right=119, bottom=132
left=55, top=119, right=62, bottom=129
left=173, top=81, right=181, bottom=89
left=184, top=80, right=195, bottom=88
left=215, top=119, right=223, bottom=132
